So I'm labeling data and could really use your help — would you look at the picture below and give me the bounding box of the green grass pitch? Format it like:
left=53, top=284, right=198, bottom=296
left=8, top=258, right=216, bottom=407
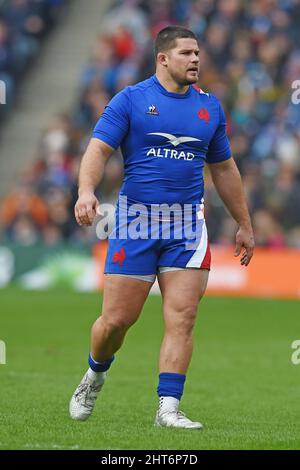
left=0, top=288, right=299, bottom=450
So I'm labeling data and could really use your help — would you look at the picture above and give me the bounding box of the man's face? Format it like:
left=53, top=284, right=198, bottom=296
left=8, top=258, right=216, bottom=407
left=162, top=38, right=200, bottom=86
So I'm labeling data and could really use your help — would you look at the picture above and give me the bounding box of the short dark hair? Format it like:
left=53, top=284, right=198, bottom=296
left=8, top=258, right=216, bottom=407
left=154, top=26, right=198, bottom=57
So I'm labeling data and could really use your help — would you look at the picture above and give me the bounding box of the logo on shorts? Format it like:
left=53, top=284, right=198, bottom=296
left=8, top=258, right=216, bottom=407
left=113, top=248, right=126, bottom=266
left=197, top=108, right=210, bottom=123
left=146, top=105, right=159, bottom=115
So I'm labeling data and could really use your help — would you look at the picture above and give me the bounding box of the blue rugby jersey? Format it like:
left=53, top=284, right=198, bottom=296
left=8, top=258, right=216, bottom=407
left=93, top=74, right=231, bottom=207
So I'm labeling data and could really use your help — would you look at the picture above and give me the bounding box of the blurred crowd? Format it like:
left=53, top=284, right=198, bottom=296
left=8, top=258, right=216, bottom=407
left=0, top=0, right=66, bottom=117
left=1, top=0, right=300, bottom=248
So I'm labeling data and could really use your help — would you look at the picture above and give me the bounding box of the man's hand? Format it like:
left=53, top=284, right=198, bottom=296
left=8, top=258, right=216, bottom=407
left=234, top=226, right=255, bottom=266
left=74, top=191, right=100, bottom=226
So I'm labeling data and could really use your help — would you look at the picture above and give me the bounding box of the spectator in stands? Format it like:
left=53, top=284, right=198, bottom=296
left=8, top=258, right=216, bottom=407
left=1, top=183, right=49, bottom=238
left=252, top=209, right=285, bottom=248
left=0, top=0, right=65, bottom=114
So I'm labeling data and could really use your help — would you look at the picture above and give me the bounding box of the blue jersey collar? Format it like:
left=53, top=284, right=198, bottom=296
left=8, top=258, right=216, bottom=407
left=153, top=74, right=192, bottom=98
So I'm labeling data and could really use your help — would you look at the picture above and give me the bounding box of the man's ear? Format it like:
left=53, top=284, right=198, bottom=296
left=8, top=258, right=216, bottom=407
left=157, top=52, right=168, bottom=67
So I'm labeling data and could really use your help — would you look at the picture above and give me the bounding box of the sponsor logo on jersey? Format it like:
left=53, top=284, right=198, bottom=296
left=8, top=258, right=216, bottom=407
left=146, top=132, right=202, bottom=161
left=147, top=148, right=195, bottom=160
left=147, top=132, right=201, bottom=147
left=146, top=105, right=159, bottom=115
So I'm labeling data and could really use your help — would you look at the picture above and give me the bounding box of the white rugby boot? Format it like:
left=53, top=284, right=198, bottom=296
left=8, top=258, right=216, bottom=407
left=155, top=397, right=203, bottom=429
left=69, top=370, right=106, bottom=421
left=155, top=409, right=203, bottom=429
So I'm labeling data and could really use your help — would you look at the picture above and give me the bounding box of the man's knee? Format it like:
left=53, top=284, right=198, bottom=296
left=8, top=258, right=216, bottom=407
left=99, top=311, right=136, bottom=333
left=165, top=304, right=198, bottom=336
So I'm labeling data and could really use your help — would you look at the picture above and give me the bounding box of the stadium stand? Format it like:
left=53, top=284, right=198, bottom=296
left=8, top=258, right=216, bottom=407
left=1, top=0, right=300, bottom=248
left=0, top=0, right=67, bottom=118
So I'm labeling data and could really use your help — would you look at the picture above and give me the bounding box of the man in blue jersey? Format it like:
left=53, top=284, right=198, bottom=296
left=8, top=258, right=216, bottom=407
left=69, top=26, right=254, bottom=429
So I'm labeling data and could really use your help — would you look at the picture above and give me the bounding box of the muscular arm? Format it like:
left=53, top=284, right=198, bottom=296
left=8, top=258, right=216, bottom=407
left=207, top=157, right=255, bottom=265
left=75, top=138, right=114, bottom=226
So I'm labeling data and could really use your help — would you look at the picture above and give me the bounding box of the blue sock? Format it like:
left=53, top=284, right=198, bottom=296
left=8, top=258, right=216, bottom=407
left=88, top=352, right=115, bottom=372
left=157, top=372, right=186, bottom=400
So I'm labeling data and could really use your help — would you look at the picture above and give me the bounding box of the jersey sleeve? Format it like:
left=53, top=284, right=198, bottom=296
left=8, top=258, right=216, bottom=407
left=206, top=101, right=231, bottom=164
left=92, top=87, right=131, bottom=149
